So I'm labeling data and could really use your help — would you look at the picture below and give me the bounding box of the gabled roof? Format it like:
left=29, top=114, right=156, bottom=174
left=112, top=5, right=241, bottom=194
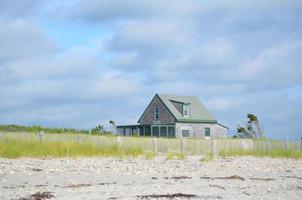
left=157, top=94, right=217, bottom=123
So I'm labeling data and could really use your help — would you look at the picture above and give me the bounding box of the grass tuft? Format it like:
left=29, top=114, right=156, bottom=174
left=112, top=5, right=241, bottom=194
left=144, top=151, right=157, bottom=160
left=201, top=153, right=215, bottom=162
left=165, top=151, right=185, bottom=160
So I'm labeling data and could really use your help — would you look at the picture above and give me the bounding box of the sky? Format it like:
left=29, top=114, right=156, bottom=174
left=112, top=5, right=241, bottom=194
left=0, top=0, right=301, bottom=139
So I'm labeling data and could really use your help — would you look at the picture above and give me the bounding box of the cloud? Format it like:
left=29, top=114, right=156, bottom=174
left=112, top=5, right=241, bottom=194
left=239, top=41, right=302, bottom=88
left=108, top=20, right=195, bottom=55
left=0, top=20, right=56, bottom=64
left=0, top=0, right=301, bottom=139
left=65, top=0, right=302, bottom=23
left=0, top=0, right=45, bottom=19
left=66, top=0, right=202, bottom=22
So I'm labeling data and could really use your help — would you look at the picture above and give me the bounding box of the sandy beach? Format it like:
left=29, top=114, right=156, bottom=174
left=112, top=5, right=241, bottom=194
left=0, top=156, right=301, bottom=200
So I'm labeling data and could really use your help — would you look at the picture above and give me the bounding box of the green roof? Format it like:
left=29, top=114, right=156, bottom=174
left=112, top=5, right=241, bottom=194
left=157, top=94, right=217, bottom=123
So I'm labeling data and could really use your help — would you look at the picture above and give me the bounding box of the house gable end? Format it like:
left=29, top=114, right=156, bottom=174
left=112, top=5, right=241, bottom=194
left=138, top=94, right=176, bottom=125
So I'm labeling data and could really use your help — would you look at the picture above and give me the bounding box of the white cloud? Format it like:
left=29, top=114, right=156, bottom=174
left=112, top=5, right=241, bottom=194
left=64, top=0, right=302, bottom=23
left=109, top=20, right=195, bottom=54
left=239, top=41, right=302, bottom=88
left=0, top=0, right=45, bottom=19
left=0, top=20, right=56, bottom=64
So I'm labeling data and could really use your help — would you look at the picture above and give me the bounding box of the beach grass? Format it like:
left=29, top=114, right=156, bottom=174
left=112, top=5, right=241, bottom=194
left=0, top=138, right=143, bottom=158
left=201, top=153, right=215, bottom=162
left=219, top=148, right=302, bottom=159
left=1, top=132, right=301, bottom=159
left=166, top=151, right=186, bottom=160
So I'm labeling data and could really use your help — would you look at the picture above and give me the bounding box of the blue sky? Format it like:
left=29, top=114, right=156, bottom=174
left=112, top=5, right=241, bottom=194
left=0, top=0, right=301, bottom=139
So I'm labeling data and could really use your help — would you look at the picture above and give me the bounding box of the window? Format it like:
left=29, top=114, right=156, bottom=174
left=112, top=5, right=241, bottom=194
left=145, top=126, right=151, bottom=136
left=168, top=127, right=175, bottom=138
left=183, top=104, right=190, bottom=117
left=152, top=126, right=159, bottom=137
left=160, top=127, right=167, bottom=137
left=182, top=129, right=190, bottom=137
left=205, top=127, right=210, bottom=137
left=154, top=107, right=160, bottom=120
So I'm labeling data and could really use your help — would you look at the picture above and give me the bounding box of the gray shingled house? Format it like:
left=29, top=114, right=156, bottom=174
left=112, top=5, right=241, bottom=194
left=117, top=94, right=228, bottom=138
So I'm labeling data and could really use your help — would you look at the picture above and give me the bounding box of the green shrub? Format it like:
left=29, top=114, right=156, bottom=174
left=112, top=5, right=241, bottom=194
left=0, top=124, right=89, bottom=134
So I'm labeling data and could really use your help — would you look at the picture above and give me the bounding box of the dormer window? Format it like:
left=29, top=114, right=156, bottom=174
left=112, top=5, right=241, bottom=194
left=154, top=107, right=160, bottom=120
left=183, top=104, right=190, bottom=117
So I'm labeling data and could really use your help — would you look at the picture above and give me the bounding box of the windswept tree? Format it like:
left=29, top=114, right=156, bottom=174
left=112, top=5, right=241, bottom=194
left=237, top=126, right=256, bottom=138
left=109, top=120, right=117, bottom=134
left=247, top=114, right=264, bottom=138
left=236, top=114, right=265, bottom=139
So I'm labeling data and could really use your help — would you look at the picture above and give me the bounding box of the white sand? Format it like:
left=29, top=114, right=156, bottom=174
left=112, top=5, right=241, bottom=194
left=0, top=156, right=301, bottom=200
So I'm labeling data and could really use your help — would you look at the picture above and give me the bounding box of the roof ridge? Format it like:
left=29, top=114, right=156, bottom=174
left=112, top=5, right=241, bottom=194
left=157, top=93, right=198, bottom=98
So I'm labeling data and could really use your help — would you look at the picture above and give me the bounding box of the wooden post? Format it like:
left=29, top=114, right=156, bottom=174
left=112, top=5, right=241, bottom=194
left=66, top=147, right=69, bottom=157
left=265, top=140, right=269, bottom=154
left=117, top=136, right=122, bottom=150
left=180, top=139, right=185, bottom=154
left=211, top=138, right=216, bottom=155
left=153, top=137, right=157, bottom=154
left=300, top=137, right=302, bottom=152
left=287, top=137, right=289, bottom=150
left=77, top=135, right=82, bottom=144
left=39, top=131, right=44, bottom=143
left=284, top=140, right=288, bottom=150
left=240, top=139, right=247, bottom=152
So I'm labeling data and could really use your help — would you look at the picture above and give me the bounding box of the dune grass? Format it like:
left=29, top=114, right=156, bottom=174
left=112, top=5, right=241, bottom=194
left=0, top=124, right=89, bottom=134
left=201, top=153, right=215, bottom=162
left=166, top=151, right=185, bottom=160
left=144, top=151, right=157, bottom=160
left=219, top=148, right=302, bottom=159
left=1, top=132, right=301, bottom=159
left=0, top=138, right=143, bottom=158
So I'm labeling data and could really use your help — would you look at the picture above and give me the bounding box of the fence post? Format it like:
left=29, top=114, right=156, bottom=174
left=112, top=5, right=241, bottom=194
left=240, top=139, right=247, bottom=152
left=251, top=139, right=254, bottom=152
left=39, top=131, right=44, bottom=143
left=153, top=137, right=158, bottom=154
left=283, top=140, right=288, bottom=150
left=180, top=139, right=185, bottom=154
left=265, top=140, right=269, bottom=154
left=116, top=136, right=122, bottom=150
left=211, top=138, right=216, bottom=155
left=300, top=137, right=302, bottom=152
left=77, top=135, right=82, bottom=144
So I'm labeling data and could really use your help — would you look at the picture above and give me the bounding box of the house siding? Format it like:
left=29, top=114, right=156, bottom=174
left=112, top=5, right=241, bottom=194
left=139, top=95, right=175, bottom=125
left=175, top=122, right=227, bottom=139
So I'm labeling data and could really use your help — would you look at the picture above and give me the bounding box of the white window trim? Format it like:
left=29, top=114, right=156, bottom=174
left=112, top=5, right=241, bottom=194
left=183, top=104, right=190, bottom=117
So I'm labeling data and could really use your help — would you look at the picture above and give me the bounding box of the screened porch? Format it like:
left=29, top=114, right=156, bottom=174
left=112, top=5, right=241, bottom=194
left=116, top=124, right=175, bottom=138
